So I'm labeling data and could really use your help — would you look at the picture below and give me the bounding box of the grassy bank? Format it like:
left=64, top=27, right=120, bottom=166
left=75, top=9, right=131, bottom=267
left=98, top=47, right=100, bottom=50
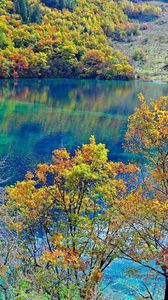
left=113, top=1, right=168, bottom=82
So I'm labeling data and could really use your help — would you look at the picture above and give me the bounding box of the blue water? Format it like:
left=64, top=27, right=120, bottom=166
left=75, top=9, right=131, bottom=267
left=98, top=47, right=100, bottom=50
left=103, top=259, right=164, bottom=299
left=0, top=78, right=167, bottom=299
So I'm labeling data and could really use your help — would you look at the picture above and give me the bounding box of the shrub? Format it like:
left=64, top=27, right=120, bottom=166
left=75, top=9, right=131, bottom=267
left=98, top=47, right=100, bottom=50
left=132, top=48, right=147, bottom=62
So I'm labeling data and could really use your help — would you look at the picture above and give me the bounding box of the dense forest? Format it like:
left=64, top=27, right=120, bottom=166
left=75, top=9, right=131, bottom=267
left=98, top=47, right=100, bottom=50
left=0, top=0, right=164, bottom=79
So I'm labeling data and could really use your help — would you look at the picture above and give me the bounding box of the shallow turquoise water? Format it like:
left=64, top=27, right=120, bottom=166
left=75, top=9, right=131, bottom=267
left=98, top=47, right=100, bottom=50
left=103, top=259, right=164, bottom=299
left=0, top=78, right=167, bottom=299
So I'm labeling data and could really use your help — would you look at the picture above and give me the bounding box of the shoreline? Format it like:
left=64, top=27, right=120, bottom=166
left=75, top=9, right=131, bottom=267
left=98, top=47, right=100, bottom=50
left=0, top=76, right=167, bottom=84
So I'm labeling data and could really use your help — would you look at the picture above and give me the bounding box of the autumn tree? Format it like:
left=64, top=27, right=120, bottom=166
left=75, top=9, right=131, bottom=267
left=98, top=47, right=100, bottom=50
left=126, top=95, right=168, bottom=195
left=115, top=95, right=168, bottom=300
left=81, top=49, right=106, bottom=78
left=5, top=137, right=139, bottom=299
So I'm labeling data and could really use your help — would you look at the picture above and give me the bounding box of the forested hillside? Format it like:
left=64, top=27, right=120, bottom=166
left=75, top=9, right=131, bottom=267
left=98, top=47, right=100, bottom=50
left=0, top=0, right=136, bottom=79
left=0, top=0, right=167, bottom=80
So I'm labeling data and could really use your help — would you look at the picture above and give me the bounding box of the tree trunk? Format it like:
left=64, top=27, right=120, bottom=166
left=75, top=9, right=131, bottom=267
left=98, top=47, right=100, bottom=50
left=164, top=275, right=168, bottom=300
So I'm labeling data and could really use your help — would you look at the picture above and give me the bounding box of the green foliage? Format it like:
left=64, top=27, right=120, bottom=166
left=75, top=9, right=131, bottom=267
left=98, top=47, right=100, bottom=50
left=0, top=30, right=11, bottom=49
left=132, top=48, right=147, bottom=61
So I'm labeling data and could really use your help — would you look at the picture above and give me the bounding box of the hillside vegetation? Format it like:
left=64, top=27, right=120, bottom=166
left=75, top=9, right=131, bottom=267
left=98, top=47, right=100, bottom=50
left=0, top=0, right=135, bottom=79
left=0, top=0, right=167, bottom=80
left=114, top=1, right=168, bottom=81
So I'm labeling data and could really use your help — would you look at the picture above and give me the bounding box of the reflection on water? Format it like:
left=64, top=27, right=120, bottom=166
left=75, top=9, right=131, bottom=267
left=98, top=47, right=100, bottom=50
left=0, top=78, right=167, bottom=298
left=0, top=78, right=168, bottom=183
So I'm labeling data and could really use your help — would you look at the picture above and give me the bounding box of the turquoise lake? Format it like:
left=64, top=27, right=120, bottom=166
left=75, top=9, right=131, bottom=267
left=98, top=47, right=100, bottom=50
left=0, top=78, right=167, bottom=299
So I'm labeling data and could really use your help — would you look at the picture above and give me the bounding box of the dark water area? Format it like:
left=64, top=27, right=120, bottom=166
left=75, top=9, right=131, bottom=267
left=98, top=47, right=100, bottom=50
left=0, top=78, right=167, bottom=298
left=0, top=78, right=168, bottom=186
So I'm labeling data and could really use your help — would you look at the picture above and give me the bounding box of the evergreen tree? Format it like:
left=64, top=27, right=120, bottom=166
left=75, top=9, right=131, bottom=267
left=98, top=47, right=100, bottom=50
left=30, top=4, right=42, bottom=24
left=15, top=0, right=30, bottom=22
left=41, top=0, right=77, bottom=10
left=15, top=0, right=42, bottom=24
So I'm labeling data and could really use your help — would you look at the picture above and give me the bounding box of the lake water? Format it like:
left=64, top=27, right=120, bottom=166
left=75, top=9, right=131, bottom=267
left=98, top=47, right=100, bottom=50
left=0, top=78, right=167, bottom=299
